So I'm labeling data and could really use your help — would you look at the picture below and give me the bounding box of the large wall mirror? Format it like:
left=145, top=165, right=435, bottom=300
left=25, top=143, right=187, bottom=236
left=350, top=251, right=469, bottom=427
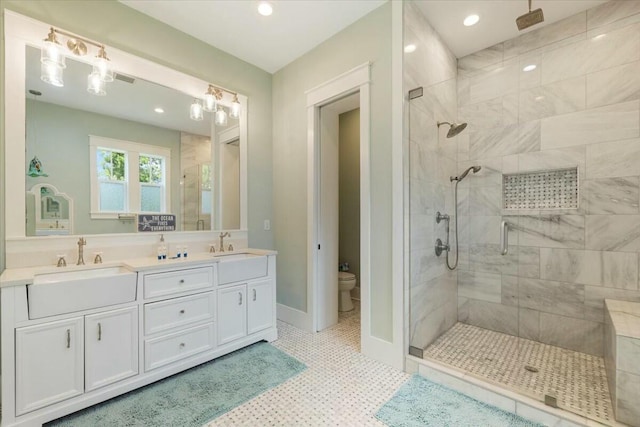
left=5, top=11, right=247, bottom=238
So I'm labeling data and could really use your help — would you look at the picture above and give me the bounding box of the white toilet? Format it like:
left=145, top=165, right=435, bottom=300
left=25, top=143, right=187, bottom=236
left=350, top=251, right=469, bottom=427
left=338, top=271, right=357, bottom=312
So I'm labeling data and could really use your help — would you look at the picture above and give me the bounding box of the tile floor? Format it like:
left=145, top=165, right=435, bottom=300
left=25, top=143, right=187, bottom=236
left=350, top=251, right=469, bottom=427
left=210, top=301, right=410, bottom=426
left=422, top=323, right=613, bottom=425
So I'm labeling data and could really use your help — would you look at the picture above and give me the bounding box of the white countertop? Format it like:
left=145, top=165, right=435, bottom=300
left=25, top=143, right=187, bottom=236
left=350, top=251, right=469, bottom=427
left=0, top=248, right=277, bottom=288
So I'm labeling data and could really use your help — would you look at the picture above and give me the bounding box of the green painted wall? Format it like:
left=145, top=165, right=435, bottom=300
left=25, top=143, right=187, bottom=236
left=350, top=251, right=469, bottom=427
left=1, top=0, right=274, bottom=272
left=26, top=99, right=181, bottom=235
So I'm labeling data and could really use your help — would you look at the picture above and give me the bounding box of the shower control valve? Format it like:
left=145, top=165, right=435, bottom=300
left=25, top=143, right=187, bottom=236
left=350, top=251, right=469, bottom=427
left=436, top=211, right=450, bottom=224
left=435, top=238, right=449, bottom=257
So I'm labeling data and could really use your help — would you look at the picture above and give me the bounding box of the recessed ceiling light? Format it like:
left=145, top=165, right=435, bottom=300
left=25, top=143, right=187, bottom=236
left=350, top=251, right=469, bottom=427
left=463, top=14, right=480, bottom=26
left=404, top=44, right=417, bottom=53
left=154, top=107, right=164, bottom=114
left=593, top=33, right=606, bottom=40
left=258, top=2, right=273, bottom=16
left=523, top=64, right=537, bottom=72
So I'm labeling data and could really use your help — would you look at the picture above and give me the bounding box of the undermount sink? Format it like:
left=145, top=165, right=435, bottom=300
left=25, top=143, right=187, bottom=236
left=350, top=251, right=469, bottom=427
left=28, top=266, right=137, bottom=319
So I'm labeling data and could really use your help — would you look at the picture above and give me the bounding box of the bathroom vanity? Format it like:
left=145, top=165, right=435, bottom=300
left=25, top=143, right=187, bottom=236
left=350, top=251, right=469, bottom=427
left=0, top=251, right=277, bottom=427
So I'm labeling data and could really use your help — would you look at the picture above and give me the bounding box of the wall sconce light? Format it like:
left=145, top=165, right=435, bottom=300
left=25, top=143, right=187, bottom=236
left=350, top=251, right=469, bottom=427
left=40, top=26, right=115, bottom=96
left=190, top=99, right=204, bottom=121
left=190, top=84, right=241, bottom=126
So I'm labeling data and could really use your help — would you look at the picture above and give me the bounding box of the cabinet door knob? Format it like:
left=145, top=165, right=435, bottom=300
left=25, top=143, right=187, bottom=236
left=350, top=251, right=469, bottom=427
left=238, top=292, right=243, bottom=305
left=98, top=322, right=102, bottom=341
left=253, top=289, right=257, bottom=301
left=179, top=309, right=185, bottom=314
left=66, top=329, right=71, bottom=348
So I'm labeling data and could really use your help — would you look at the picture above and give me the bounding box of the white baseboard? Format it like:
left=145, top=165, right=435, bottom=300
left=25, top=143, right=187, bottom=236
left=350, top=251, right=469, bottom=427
left=277, top=303, right=313, bottom=332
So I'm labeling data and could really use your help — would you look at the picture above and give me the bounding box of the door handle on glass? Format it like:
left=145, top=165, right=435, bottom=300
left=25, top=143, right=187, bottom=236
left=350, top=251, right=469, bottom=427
left=500, top=221, right=510, bottom=255
left=66, top=329, right=71, bottom=348
left=253, top=289, right=257, bottom=301
left=98, top=322, right=102, bottom=341
left=238, top=292, right=243, bottom=305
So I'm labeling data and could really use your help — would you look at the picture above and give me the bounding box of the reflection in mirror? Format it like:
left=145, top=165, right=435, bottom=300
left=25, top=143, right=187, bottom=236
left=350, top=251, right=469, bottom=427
left=27, top=183, right=73, bottom=235
left=24, top=45, right=241, bottom=236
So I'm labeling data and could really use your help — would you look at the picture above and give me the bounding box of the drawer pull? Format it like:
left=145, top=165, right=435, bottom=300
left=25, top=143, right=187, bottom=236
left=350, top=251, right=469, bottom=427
left=179, top=309, right=185, bottom=314
left=253, top=289, right=257, bottom=301
left=179, top=342, right=185, bottom=348
left=179, top=279, right=185, bottom=284
left=238, top=292, right=243, bottom=305
left=66, top=329, right=71, bottom=348
left=98, top=322, right=102, bottom=341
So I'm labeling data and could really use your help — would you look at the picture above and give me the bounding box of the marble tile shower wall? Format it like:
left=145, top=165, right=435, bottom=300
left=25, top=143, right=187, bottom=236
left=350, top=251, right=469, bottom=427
left=404, top=2, right=461, bottom=350
left=455, top=0, right=640, bottom=357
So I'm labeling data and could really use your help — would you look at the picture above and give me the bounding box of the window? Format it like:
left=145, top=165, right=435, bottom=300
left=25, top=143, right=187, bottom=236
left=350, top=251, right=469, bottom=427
left=90, top=136, right=171, bottom=219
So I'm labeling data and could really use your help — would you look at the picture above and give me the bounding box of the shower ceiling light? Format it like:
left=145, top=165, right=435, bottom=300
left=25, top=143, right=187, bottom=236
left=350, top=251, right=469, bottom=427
left=463, top=14, right=480, bottom=27
left=523, top=64, right=537, bottom=72
left=154, top=107, right=164, bottom=114
left=404, top=44, right=416, bottom=53
left=258, top=2, right=273, bottom=16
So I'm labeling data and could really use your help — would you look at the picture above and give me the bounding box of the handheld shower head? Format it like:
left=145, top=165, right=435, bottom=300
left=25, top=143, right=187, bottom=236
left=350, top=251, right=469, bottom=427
left=451, top=165, right=481, bottom=182
left=437, top=121, right=468, bottom=138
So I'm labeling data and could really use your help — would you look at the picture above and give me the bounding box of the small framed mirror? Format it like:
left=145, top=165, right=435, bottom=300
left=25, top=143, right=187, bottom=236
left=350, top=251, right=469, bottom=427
left=26, top=183, right=74, bottom=235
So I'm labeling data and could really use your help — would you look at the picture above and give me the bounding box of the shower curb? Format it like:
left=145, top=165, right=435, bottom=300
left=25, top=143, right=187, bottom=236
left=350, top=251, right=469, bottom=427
left=406, top=355, right=626, bottom=427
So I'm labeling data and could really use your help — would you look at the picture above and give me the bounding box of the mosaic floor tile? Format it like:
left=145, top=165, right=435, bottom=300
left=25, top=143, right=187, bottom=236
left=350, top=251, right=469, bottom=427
left=423, top=323, right=613, bottom=425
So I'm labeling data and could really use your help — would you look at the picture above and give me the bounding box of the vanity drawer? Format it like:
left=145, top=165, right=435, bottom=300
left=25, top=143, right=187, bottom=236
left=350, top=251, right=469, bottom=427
left=144, top=323, right=214, bottom=371
left=144, top=292, right=215, bottom=335
left=144, top=267, right=213, bottom=299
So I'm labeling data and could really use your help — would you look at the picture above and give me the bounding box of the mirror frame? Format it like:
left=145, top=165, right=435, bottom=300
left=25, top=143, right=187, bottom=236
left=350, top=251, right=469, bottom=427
left=4, top=10, right=248, bottom=238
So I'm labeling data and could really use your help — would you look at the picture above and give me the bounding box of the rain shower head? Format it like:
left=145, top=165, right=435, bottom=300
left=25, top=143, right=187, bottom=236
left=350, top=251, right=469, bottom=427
left=437, top=121, right=468, bottom=138
left=516, top=0, right=544, bottom=30
left=451, top=165, right=481, bottom=182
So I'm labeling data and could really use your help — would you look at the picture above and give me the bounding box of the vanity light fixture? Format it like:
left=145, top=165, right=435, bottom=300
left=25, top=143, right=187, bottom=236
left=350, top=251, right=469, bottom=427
left=40, top=26, right=115, bottom=95
left=190, top=99, right=204, bottom=121
left=230, top=93, right=241, bottom=119
left=258, top=2, right=273, bottom=16
left=463, top=14, right=480, bottom=27
left=190, top=84, right=241, bottom=125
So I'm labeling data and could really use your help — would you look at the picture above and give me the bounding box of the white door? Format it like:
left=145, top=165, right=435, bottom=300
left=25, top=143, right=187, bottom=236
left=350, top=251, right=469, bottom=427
left=15, top=317, right=84, bottom=415
left=85, top=307, right=139, bottom=391
left=317, top=105, right=340, bottom=331
left=217, top=284, right=247, bottom=345
left=248, top=279, right=273, bottom=334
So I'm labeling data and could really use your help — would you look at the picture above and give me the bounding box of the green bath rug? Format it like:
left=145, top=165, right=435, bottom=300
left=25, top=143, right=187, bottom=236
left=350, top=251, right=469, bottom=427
left=376, top=374, right=543, bottom=427
left=47, top=342, right=306, bottom=427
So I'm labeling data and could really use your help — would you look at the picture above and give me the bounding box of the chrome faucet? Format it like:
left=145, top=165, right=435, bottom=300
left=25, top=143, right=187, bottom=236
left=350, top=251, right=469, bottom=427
left=219, top=232, right=230, bottom=252
left=77, top=237, right=87, bottom=265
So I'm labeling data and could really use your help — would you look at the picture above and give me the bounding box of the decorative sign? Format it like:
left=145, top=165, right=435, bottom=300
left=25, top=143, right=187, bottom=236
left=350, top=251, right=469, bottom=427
left=138, top=214, right=176, bottom=232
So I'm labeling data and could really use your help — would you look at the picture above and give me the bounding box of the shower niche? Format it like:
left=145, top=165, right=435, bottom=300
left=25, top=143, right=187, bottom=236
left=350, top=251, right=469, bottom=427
left=502, top=167, right=579, bottom=211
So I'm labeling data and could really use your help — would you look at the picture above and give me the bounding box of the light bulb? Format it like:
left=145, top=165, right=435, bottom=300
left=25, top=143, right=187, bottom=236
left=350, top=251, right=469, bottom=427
left=41, top=62, right=64, bottom=87
left=41, top=29, right=66, bottom=69
left=94, top=58, right=114, bottom=83
left=203, top=93, right=217, bottom=112
left=87, top=71, right=106, bottom=95
left=230, top=94, right=241, bottom=119
left=190, top=99, right=204, bottom=121
left=215, top=106, right=228, bottom=126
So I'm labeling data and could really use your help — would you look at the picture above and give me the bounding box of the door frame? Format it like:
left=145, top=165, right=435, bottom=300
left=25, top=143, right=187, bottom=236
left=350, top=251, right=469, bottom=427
left=305, top=63, right=371, bottom=345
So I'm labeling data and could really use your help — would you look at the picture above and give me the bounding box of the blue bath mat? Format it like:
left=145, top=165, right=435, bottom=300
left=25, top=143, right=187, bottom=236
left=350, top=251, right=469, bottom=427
left=47, top=342, right=306, bottom=426
left=376, top=375, right=543, bottom=427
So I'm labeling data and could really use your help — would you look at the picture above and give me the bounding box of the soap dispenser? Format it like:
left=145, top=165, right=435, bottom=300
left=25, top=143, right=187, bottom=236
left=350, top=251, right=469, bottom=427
left=157, top=234, right=167, bottom=260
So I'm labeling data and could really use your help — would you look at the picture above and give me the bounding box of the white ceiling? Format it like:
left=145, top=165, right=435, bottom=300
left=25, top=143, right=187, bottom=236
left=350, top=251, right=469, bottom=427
left=414, top=1, right=608, bottom=58
left=119, top=0, right=387, bottom=73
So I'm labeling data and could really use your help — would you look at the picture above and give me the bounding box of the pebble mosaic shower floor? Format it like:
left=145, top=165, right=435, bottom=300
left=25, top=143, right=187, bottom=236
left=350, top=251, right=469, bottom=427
left=422, top=322, right=613, bottom=425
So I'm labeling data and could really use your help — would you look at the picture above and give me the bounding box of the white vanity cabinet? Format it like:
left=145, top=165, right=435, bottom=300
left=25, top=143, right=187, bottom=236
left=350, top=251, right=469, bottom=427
left=15, top=318, right=84, bottom=416
left=85, top=307, right=138, bottom=392
left=218, top=279, right=274, bottom=345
